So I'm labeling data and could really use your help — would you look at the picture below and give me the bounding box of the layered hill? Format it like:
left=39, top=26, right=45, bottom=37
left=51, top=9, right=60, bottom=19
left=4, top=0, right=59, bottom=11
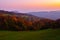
left=0, top=10, right=53, bottom=22
left=0, top=10, right=59, bottom=31
left=29, top=11, right=60, bottom=20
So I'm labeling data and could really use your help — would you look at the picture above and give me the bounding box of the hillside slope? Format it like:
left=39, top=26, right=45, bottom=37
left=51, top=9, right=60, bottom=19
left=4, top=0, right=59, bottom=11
left=0, top=10, right=60, bottom=31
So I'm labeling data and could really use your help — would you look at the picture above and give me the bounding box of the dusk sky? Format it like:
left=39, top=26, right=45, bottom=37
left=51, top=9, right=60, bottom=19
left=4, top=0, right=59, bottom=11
left=0, top=0, right=60, bottom=12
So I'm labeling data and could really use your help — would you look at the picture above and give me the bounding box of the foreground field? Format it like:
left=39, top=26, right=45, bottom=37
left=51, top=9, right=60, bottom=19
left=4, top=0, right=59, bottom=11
left=0, top=29, right=60, bottom=40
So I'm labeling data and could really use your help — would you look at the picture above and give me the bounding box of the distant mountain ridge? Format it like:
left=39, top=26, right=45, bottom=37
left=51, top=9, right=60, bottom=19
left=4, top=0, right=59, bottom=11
left=29, top=11, right=60, bottom=20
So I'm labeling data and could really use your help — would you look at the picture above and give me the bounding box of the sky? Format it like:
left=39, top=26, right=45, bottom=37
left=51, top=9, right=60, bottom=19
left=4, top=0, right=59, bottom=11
left=0, top=0, right=60, bottom=12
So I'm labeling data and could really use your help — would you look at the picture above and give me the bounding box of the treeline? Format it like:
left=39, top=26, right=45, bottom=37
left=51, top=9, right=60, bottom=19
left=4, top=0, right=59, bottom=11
left=0, top=14, right=60, bottom=31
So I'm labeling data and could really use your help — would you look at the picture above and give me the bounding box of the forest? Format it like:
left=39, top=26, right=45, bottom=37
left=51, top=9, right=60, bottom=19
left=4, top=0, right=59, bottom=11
left=0, top=10, right=60, bottom=31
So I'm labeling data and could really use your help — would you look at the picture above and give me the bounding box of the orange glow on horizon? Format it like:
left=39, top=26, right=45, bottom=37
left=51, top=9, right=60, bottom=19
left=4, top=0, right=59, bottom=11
left=0, top=0, right=60, bottom=12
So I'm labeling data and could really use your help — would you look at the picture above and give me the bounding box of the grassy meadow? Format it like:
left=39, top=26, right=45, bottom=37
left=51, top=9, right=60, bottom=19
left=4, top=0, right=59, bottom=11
left=0, top=29, right=60, bottom=40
